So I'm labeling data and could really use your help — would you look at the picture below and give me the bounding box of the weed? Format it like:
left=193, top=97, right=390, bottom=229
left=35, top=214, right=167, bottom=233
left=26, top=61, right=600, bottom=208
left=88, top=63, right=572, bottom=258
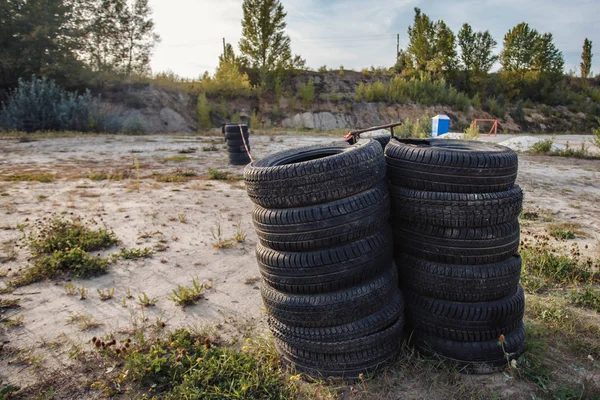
left=177, top=214, right=187, bottom=224
left=233, top=220, right=246, bottom=243
left=0, top=297, right=20, bottom=310
left=210, top=222, right=233, bottom=249
left=165, top=155, right=191, bottom=162
left=66, top=312, right=102, bottom=331
left=462, top=122, right=480, bottom=140
left=168, top=278, right=204, bottom=308
left=547, top=222, right=583, bottom=240
left=63, top=282, right=79, bottom=296
left=2, top=173, right=55, bottom=183
left=570, top=287, right=600, bottom=312
left=137, top=292, right=158, bottom=307
left=97, top=287, right=115, bottom=301
left=119, top=247, right=153, bottom=259
left=125, top=288, right=133, bottom=299
left=529, top=139, right=554, bottom=154
left=520, top=235, right=599, bottom=293
left=79, top=285, right=87, bottom=300
left=1, top=314, right=24, bottom=327
left=0, top=241, right=17, bottom=264
left=245, top=277, right=260, bottom=285
left=37, top=195, right=48, bottom=200
left=202, top=145, right=219, bottom=151
left=208, top=168, right=230, bottom=180
left=10, top=215, right=118, bottom=288
left=88, top=329, right=295, bottom=399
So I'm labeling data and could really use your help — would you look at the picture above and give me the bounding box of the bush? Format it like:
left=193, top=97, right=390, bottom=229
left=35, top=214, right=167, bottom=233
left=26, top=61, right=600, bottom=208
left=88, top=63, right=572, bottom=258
left=121, top=115, right=146, bottom=135
left=0, top=76, right=99, bottom=132
left=197, top=93, right=211, bottom=131
left=463, top=122, right=480, bottom=140
left=297, top=79, right=315, bottom=107
left=529, top=139, right=554, bottom=154
left=513, top=100, right=525, bottom=122
left=592, top=119, right=600, bottom=149
left=394, top=114, right=431, bottom=138
left=471, top=93, right=481, bottom=109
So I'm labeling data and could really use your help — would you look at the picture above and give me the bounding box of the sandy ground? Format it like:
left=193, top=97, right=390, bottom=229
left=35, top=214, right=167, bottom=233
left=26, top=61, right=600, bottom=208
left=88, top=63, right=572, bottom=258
left=0, top=132, right=599, bottom=395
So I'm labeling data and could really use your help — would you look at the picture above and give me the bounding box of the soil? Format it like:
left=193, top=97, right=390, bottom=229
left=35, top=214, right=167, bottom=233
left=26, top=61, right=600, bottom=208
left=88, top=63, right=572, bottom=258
left=0, top=132, right=599, bottom=398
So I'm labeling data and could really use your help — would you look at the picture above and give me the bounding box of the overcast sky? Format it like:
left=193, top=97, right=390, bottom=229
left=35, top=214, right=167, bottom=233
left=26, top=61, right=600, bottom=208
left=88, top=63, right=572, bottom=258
left=149, top=0, right=600, bottom=79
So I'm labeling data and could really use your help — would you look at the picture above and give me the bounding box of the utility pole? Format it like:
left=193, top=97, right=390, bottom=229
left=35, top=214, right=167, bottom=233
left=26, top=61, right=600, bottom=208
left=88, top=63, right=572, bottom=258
left=396, top=34, right=400, bottom=61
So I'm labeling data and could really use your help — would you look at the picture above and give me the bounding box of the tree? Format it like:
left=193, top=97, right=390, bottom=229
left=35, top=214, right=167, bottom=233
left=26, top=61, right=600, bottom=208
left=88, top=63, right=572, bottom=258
left=501, top=22, right=538, bottom=73
left=532, top=33, right=564, bottom=76
left=581, top=38, right=593, bottom=80
left=121, top=0, right=160, bottom=76
left=406, top=8, right=435, bottom=73
left=211, top=41, right=252, bottom=98
left=459, top=24, right=498, bottom=75
left=430, top=21, right=457, bottom=75
left=239, top=0, right=303, bottom=87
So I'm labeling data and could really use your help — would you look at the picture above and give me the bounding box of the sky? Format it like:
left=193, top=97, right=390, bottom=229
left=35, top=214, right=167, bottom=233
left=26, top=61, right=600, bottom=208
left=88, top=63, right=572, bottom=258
left=149, top=0, right=600, bottom=79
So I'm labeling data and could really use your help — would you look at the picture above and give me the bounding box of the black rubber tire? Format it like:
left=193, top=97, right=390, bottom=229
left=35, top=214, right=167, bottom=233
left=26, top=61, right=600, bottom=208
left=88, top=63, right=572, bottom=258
left=397, top=253, right=522, bottom=302
left=252, top=181, right=390, bottom=251
left=224, top=124, right=249, bottom=140
left=256, top=230, right=392, bottom=294
left=268, top=291, right=404, bottom=343
left=226, top=139, right=249, bottom=147
left=224, top=123, right=248, bottom=134
left=405, top=285, right=525, bottom=342
left=227, top=145, right=251, bottom=153
left=385, top=139, right=518, bottom=193
left=389, top=185, right=523, bottom=227
left=275, top=317, right=403, bottom=379
left=261, top=265, right=397, bottom=328
left=229, top=152, right=251, bottom=166
left=393, top=219, right=520, bottom=265
left=410, top=322, right=526, bottom=374
left=358, top=131, right=391, bottom=149
left=244, top=140, right=386, bottom=208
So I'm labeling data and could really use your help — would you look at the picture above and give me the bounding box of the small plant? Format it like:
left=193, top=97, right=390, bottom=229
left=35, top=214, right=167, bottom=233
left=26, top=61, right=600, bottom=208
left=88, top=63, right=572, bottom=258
left=63, top=282, right=78, bottom=296
left=178, top=147, right=197, bottom=154
left=210, top=222, right=233, bottom=249
left=137, top=292, right=158, bottom=307
left=592, top=118, right=600, bottom=149
left=168, top=278, right=204, bottom=308
left=546, top=222, right=582, bottom=240
left=119, top=247, right=153, bottom=259
left=233, top=220, right=246, bottom=243
left=3, top=173, right=55, bottom=183
left=208, top=168, right=230, bottom=180
left=0, top=314, right=24, bottom=327
left=97, top=287, right=115, bottom=301
left=0, top=298, right=20, bottom=310
left=297, top=79, right=316, bottom=107
left=79, top=285, right=87, bottom=300
left=177, top=214, right=187, bottom=224
left=66, top=312, right=101, bottom=331
left=570, top=287, right=600, bottom=312
left=463, top=122, right=480, bottom=140
left=125, top=288, right=133, bottom=299
left=165, top=155, right=191, bottom=162
left=529, top=139, right=554, bottom=154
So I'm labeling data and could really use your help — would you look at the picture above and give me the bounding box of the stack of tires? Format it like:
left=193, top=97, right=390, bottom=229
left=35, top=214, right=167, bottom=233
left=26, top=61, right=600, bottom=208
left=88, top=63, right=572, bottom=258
left=385, top=138, right=526, bottom=372
left=223, top=123, right=251, bottom=166
left=244, top=140, right=404, bottom=379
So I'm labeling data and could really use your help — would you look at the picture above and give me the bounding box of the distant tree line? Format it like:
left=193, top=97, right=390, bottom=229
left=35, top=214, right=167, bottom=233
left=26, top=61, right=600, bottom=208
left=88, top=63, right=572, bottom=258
left=0, top=0, right=160, bottom=91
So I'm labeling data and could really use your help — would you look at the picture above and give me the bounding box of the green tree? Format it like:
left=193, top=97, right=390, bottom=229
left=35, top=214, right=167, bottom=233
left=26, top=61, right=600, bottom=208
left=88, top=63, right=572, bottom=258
left=210, top=41, right=252, bottom=98
left=406, top=8, right=435, bottom=73
left=501, top=22, right=538, bottom=73
left=197, top=92, right=211, bottom=130
left=430, top=21, right=457, bottom=75
left=238, top=0, right=304, bottom=88
left=532, top=33, right=564, bottom=76
left=121, top=0, right=160, bottom=76
left=581, top=38, right=593, bottom=80
left=458, top=23, right=498, bottom=76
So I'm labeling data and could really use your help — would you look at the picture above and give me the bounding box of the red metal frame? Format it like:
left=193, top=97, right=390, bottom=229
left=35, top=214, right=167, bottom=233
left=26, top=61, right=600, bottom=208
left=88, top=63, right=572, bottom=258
left=473, top=119, right=498, bottom=137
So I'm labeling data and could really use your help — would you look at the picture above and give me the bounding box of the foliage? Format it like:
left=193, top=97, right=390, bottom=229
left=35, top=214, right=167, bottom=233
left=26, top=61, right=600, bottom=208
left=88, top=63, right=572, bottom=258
left=196, top=93, right=211, bottom=131
left=520, top=235, right=599, bottom=293
left=393, top=115, right=431, bottom=138
left=463, top=122, right=480, bottom=140
left=297, top=80, right=315, bottom=107
left=513, top=100, right=525, bottom=122
left=529, top=139, right=554, bottom=154
left=458, top=23, right=498, bottom=91
left=208, top=168, right=230, bottom=180
left=570, top=287, right=600, bottom=312
left=90, top=329, right=295, bottom=399
left=10, top=215, right=118, bottom=288
left=239, top=0, right=304, bottom=88
left=0, top=76, right=98, bottom=132
left=592, top=120, right=600, bottom=149
left=200, top=43, right=253, bottom=99
left=168, top=278, right=204, bottom=307
left=581, top=38, right=593, bottom=80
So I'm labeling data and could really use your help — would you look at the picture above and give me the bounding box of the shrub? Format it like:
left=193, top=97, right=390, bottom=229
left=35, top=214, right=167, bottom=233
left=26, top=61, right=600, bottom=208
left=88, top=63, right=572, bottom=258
left=463, top=122, right=480, bottom=140
left=592, top=119, right=600, bottom=149
left=317, top=65, right=328, bottom=72
left=0, top=76, right=98, bottom=132
left=121, top=115, right=146, bottom=135
left=529, top=139, right=554, bottom=154
left=513, top=100, right=525, bottom=122
left=471, top=93, right=481, bottom=109
left=297, top=79, right=315, bottom=107
left=394, top=114, right=431, bottom=138
left=197, top=93, right=211, bottom=130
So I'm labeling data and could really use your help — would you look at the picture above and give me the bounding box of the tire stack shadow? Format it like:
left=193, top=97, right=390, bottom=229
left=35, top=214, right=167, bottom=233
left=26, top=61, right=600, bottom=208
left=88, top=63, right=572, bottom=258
left=244, top=140, right=404, bottom=379
left=385, top=138, right=526, bottom=373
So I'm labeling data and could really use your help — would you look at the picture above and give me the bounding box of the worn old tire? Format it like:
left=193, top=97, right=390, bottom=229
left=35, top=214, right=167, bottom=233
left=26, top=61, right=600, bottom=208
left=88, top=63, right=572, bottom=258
left=257, top=230, right=392, bottom=294
left=405, top=285, right=524, bottom=342
left=227, top=145, right=251, bottom=153
left=224, top=124, right=249, bottom=140
left=389, top=185, right=523, bottom=227
left=244, top=140, right=386, bottom=208
left=274, top=316, right=403, bottom=379
left=358, top=130, right=391, bottom=149
left=227, top=139, right=250, bottom=147
left=393, top=220, right=520, bottom=265
left=410, top=322, right=526, bottom=374
left=268, top=291, right=403, bottom=342
left=261, top=265, right=397, bottom=328
left=385, top=139, right=518, bottom=193
left=229, top=152, right=251, bottom=166
left=252, top=181, right=390, bottom=251
left=397, top=253, right=522, bottom=302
